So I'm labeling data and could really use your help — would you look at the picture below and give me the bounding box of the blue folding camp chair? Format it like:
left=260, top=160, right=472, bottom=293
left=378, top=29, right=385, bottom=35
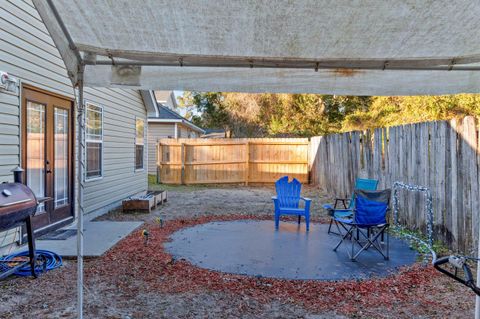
left=272, top=176, right=312, bottom=231
left=333, top=189, right=391, bottom=261
left=323, top=178, right=378, bottom=235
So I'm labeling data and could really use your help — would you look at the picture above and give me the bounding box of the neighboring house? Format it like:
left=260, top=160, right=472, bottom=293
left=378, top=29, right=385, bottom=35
left=202, top=129, right=228, bottom=139
left=0, top=1, right=155, bottom=251
left=141, top=91, right=204, bottom=175
left=154, top=91, right=178, bottom=110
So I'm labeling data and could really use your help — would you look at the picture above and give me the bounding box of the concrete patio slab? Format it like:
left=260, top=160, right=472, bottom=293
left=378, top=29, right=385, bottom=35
left=18, top=220, right=143, bottom=258
left=166, top=220, right=417, bottom=281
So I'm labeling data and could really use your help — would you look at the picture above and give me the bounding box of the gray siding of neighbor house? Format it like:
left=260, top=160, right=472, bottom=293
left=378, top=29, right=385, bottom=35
left=147, top=123, right=175, bottom=174
left=0, top=0, right=148, bottom=236
left=179, top=125, right=199, bottom=138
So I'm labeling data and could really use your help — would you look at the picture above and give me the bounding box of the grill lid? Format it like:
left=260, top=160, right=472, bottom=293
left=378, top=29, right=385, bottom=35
left=0, top=183, right=38, bottom=231
left=0, top=183, right=36, bottom=209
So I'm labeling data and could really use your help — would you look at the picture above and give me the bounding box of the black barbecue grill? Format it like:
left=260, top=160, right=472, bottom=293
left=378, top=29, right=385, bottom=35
left=0, top=169, right=39, bottom=279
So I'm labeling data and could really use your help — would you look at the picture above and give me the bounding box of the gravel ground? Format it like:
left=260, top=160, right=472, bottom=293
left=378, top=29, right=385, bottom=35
left=1, top=184, right=476, bottom=318
left=95, top=184, right=331, bottom=222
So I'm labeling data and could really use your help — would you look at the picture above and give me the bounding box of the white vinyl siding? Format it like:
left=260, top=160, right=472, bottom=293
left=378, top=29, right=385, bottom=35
left=0, top=91, right=20, bottom=182
left=0, top=0, right=148, bottom=231
left=179, top=124, right=198, bottom=138
left=82, top=92, right=148, bottom=213
left=147, top=123, right=175, bottom=174
left=180, top=126, right=190, bottom=138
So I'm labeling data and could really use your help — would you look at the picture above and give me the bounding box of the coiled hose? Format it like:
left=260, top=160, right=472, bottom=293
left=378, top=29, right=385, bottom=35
left=0, top=249, right=62, bottom=276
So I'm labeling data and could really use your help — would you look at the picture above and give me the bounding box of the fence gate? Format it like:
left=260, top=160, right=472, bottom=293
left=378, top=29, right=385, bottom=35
left=157, top=138, right=309, bottom=184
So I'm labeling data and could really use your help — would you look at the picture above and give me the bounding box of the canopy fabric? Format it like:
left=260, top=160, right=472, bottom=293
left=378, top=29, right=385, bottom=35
left=34, top=0, right=480, bottom=95
left=84, top=65, right=480, bottom=96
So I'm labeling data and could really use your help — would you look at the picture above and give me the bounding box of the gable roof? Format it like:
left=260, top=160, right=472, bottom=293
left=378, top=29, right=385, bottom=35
left=156, top=103, right=184, bottom=120
left=144, top=90, right=204, bottom=133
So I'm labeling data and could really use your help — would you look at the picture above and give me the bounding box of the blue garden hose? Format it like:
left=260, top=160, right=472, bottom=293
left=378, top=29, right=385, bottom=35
left=0, top=249, right=62, bottom=277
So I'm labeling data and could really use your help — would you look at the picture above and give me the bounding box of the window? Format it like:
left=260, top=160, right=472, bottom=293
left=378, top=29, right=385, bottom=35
left=85, top=103, right=103, bottom=179
left=135, top=117, right=145, bottom=170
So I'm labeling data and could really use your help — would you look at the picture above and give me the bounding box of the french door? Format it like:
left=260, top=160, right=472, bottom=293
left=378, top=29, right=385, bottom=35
left=22, top=86, right=74, bottom=232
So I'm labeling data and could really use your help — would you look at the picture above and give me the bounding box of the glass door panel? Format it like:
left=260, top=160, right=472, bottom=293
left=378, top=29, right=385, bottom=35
left=26, top=101, right=46, bottom=214
left=23, top=87, right=74, bottom=232
left=54, top=107, right=69, bottom=208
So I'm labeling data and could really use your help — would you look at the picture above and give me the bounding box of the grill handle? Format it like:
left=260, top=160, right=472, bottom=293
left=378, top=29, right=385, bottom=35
left=0, top=198, right=30, bottom=207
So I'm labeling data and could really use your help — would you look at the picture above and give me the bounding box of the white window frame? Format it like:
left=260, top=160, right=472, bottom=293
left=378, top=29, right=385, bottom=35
left=85, top=102, right=104, bottom=181
left=135, top=116, right=145, bottom=171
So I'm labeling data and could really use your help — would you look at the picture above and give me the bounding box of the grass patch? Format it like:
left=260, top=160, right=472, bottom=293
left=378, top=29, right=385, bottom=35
left=390, top=225, right=450, bottom=257
left=148, top=174, right=212, bottom=192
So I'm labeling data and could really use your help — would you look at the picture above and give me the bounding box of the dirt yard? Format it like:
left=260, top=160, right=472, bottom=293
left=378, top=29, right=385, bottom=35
left=0, top=184, right=476, bottom=318
left=96, top=184, right=331, bottom=223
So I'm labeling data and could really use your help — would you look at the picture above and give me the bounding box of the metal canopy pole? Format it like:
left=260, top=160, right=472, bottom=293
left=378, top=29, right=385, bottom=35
left=76, top=66, right=85, bottom=319
left=43, top=2, right=85, bottom=317
left=86, top=57, right=480, bottom=71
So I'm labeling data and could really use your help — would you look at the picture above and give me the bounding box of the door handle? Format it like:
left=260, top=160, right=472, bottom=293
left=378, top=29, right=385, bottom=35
left=45, top=160, right=51, bottom=174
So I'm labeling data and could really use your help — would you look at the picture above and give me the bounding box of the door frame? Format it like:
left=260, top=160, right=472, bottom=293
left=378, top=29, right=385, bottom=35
left=20, top=84, right=76, bottom=237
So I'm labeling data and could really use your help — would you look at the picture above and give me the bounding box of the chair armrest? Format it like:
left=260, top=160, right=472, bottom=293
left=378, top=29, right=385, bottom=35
left=334, top=198, right=349, bottom=209
left=300, top=197, right=312, bottom=213
left=272, top=196, right=279, bottom=212
left=333, top=209, right=354, bottom=218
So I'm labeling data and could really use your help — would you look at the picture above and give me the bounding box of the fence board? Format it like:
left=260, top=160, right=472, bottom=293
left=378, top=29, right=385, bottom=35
left=457, top=119, right=467, bottom=252
left=449, top=119, right=459, bottom=250
left=418, top=123, right=429, bottom=231
left=383, top=128, right=389, bottom=188
left=438, top=122, right=448, bottom=237
left=158, top=138, right=309, bottom=184
left=462, top=117, right=477, bottom=253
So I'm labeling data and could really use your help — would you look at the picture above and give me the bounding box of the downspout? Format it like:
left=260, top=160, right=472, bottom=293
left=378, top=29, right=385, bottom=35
left=174, top=123, right=178, bottom=138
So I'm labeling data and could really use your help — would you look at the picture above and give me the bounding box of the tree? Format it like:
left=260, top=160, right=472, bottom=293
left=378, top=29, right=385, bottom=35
left=222, top=93, right=266, bottom=137
left=182, top=91, right=479, bottom=137
left=342, top=94, right=480, bottom=131
left=179, top=92, right=230, bottom=131
left=258, top=94, right=370, bottom=136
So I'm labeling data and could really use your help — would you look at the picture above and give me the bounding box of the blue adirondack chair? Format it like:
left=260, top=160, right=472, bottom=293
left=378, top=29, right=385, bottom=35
left=272, top=176, right=312, bottom=231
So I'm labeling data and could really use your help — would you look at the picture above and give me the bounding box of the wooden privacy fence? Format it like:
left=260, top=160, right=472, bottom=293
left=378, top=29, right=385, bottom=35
left=310, top=116, right=480, bottom=253
left=158, top=138, right=309, bottom=185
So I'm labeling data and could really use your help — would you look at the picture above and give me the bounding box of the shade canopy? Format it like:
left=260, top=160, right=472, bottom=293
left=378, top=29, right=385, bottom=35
left=34, top=0, right=480, bottom=95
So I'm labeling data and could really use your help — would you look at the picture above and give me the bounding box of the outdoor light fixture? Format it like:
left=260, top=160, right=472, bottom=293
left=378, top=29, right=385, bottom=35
left=0, top=71, right=19, bottom=94
left=111, top=65, right=142, bottom=86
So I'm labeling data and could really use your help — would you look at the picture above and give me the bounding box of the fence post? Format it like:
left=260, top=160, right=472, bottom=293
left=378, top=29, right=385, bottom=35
left=245, top=141, right=250, bottom=185
left=180, top=142, right=186, bottom=185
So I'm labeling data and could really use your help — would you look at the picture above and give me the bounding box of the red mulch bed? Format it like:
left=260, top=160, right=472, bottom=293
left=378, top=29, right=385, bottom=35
left=82, top=214, right=473, bottom=317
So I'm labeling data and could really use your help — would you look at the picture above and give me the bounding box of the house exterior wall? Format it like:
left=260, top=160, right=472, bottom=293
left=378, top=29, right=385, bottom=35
left=0, top=0, right=148, bottom=250
left=179, top=125, right=199, bottom=138
left=147, top=122, right=175, bottom=174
